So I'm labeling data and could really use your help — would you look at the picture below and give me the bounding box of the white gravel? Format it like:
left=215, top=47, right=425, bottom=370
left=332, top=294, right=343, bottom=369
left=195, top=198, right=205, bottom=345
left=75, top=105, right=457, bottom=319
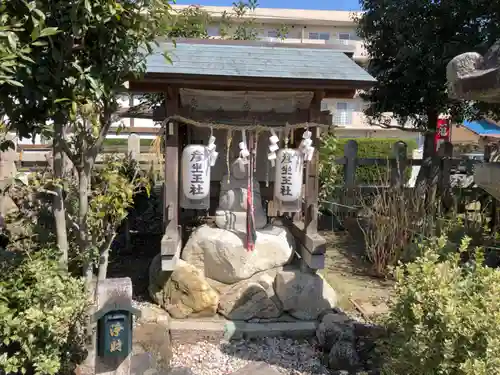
left=170, top=338, right=329, bottom=375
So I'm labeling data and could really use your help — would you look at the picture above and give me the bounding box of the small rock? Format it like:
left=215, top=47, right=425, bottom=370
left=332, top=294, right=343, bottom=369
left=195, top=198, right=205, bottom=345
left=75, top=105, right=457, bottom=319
left=148, top=255, right=218, bottom=318
left=328, top=340, right=361, bottom=372
left=228, top=362, right=281, bottom=375
left=218, top=279, right=282, bottom=320
left=182, top=225, right=294, bottom=284
left=317, top=313, right=355, bottom=351
left=139, top=303, right=170, bottom=326
left=274, top=270, right=338, bottom=320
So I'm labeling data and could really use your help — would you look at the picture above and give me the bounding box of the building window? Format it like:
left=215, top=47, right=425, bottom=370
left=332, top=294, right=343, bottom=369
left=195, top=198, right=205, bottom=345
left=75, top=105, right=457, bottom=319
left=267, top=30, right=278, bottom=38
left=320, top=101, right=329, bottom=111
left=308, top=32, right=330, bottom=41
left=334, top=102, right=353, bottom=125
left=207, top=27, right=220, bottom=37
left=338, top=32, right=351, bottom=45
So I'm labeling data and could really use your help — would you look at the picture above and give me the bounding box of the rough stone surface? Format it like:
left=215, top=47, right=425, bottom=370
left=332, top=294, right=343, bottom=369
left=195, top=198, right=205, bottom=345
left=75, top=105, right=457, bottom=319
left=218, top=275, right=282, bottom=320
left=328, top=340, right=361, bottom=372
left=447, top=40, right=500, bottom=102
left=316, top=313, right=355, bottom=351
left=148, top=255, right=219, bottom=318
left=215, top=162, right=267, bottom=232
left=274, top=270, right=338, bottom=320
left=133, top=323, right=172, bottom=372
left=182, top=225, right=294, bottom=284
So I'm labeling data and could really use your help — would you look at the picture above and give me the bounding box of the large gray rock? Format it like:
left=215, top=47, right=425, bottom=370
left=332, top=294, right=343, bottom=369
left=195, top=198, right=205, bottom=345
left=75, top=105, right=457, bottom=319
left=182, top=225, right=294, bottom=284
left=215, top=162, right=267, bottom=232
left=218, top=271, right=282, bottom=320
left=447, top=39, right=500, bottom=102
left=148, top=255, right=219, bottom=318
left=274, top=270, right=338, bottom=320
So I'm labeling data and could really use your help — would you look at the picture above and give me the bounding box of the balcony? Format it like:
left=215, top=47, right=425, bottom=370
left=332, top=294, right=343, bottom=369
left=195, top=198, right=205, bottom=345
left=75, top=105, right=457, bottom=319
left=258, top=36, right=369, bottom=62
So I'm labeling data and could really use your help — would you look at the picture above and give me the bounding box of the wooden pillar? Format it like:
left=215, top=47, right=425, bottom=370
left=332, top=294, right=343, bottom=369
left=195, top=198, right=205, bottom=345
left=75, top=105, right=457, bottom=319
left=300, top=91, right=324, bottom=273
left=304, top=91, right=323, bottom=235
left=161, top=87, right=181, bottom=271
left=390, top=141, right=408, bottom=188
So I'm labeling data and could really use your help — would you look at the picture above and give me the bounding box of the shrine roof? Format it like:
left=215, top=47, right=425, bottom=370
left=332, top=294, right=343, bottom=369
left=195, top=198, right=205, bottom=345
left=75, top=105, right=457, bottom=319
left=142, top=39, right=375, bottom=87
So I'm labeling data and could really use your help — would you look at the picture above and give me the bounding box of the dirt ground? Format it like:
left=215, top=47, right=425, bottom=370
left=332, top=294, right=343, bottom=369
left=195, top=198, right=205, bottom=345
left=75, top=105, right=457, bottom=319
left=319, top=228, right=393, bottom=321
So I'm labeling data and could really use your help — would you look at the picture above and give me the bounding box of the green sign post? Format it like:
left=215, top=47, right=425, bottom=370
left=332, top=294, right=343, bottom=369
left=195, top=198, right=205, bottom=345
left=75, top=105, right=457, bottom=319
left=92, top=301, right=141, bottom=359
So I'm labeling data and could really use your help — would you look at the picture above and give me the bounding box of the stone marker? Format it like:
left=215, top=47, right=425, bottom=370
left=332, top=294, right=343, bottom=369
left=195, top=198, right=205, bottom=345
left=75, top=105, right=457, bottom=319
left=94, top=277, right=139, bottom=375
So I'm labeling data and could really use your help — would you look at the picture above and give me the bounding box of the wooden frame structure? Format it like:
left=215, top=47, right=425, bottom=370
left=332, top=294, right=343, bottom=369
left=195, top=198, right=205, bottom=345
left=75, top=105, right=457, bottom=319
left=127, top=39, right=376, bottom=271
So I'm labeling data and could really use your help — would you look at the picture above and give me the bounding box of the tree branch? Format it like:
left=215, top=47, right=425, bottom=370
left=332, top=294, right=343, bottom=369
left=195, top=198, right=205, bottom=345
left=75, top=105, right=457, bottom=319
left=58, top=137, right=79, bottom=166
left=87, top=108, right=114, bottom=163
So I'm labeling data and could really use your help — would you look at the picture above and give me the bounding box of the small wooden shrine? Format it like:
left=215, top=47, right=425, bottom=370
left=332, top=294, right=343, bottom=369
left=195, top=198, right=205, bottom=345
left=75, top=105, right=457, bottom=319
left=127, top=39, right=376, bottom=271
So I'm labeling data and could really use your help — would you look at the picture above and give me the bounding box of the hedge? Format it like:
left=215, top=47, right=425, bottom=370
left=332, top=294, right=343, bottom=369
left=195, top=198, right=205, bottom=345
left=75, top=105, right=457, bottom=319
left=327, top=137, right=418, bottom=185
left=102, top=138, right=153, bottom=147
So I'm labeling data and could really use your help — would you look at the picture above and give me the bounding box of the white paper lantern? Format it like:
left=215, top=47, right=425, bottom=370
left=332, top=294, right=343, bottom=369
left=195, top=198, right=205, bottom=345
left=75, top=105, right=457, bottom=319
left=274, top=149, right=303, bottom=202
left=182, top=144, right=211, bottom=200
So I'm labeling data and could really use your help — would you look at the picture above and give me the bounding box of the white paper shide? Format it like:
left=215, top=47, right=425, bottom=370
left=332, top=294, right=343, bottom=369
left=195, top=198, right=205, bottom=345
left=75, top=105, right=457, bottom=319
left=274, top=149, right=303, bottom=202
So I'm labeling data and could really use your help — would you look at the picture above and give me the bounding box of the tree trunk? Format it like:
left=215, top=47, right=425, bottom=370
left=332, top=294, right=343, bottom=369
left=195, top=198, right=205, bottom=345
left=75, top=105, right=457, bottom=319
left=415, top=111, right=439, bottom=190
left=97, top=232, right=116, bottom=281
left=78, top=167, right=93, bottom=289
left=53, top=123, right=69, bottom=269
left=415, top=111, right=441, bottom=219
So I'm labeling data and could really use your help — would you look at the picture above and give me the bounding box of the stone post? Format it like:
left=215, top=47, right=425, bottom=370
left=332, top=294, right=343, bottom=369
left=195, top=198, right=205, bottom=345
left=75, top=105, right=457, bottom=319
left=95, top=277, right=134, bottom=375
left=127, top=134, right=140, bottom=161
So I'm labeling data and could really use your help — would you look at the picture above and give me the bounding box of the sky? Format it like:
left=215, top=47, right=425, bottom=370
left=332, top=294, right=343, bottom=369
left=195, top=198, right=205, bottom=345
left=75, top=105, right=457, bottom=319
left=173, top=0, right=361, bottom=11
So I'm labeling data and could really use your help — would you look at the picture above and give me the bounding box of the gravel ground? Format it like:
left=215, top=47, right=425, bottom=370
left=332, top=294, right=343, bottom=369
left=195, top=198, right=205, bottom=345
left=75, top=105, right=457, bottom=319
left=170, top=338, right=329, bottom=375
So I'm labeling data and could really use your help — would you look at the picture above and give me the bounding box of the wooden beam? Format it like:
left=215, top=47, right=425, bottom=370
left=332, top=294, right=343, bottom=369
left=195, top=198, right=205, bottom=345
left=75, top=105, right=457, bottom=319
left=128, top=74, right=374, bottom=93
left=304, top=91, right=323, bottom=235
left=161, top=87, right=181, bottom=266
left=177, top=108, right=332, bottom=126
left=285, top=220, right=326, bottom=255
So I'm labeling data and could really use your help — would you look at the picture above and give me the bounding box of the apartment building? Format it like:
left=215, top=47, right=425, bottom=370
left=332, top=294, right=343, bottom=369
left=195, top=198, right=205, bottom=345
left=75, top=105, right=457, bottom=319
left=16, top=5, right=417, bottom=146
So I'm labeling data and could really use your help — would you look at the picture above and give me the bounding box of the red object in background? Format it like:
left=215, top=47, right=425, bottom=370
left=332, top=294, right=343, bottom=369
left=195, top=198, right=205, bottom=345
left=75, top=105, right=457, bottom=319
left=435, top=118, right=450, bottom=151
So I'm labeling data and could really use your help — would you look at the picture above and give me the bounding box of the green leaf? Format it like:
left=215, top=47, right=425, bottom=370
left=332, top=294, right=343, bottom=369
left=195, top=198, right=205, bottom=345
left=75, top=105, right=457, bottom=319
left=31, top=40, right=48, bottom=47
left=54, top=98, right=70, bottom=104
left=5, top=79, right=23, bottom=87
left=39, top=27, right=59, bottom=38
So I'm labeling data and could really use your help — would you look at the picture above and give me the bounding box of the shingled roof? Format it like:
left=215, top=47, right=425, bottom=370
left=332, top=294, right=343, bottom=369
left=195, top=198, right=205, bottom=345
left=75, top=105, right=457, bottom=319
left=144, top=39, right=375, bottom=86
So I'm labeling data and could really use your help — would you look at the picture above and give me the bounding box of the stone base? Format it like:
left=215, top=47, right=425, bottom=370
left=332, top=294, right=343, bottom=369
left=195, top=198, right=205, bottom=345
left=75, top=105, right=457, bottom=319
left=181, top=224, right=295, bottom=284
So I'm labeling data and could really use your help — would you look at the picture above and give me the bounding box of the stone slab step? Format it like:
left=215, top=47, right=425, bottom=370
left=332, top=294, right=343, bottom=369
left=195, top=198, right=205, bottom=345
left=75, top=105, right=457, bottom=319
left=169, top=319, right=317, bottom=344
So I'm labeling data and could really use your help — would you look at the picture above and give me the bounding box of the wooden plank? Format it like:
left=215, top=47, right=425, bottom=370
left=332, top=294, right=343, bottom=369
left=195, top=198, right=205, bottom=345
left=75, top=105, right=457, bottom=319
left=333, top=157, right=474, bottom=168
left=284, top=219, right=326, bottom=255
left=129, top=75, right=370, bottom=93
left=304, top=91, right=323, bottom=235
left=176, top=108, right=332, bottom=126
left=297, top=242, right=325, bottom=270
left=163, top=87, right=180, bottom=252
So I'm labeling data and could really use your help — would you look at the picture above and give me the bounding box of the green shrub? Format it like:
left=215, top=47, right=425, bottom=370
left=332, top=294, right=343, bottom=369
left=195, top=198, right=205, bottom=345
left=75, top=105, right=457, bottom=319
left=0, top=248, right=87, bottom=375
left=380, top=235, right=500, bottom=375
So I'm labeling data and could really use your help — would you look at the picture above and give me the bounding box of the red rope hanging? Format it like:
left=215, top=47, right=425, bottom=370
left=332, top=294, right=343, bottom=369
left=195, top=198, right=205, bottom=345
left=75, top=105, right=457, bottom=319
left=246, top=132, right=257, bottom=251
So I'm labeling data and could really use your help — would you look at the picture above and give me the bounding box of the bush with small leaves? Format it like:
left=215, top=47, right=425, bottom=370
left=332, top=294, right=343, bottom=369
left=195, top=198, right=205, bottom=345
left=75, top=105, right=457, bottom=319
left=379, top=235, right=500, bottom=375
left=0, top=248, right=87, bottom=375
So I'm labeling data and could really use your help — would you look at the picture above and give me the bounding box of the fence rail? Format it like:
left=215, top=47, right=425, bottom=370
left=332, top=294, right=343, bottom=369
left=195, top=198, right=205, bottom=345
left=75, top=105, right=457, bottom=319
left=326, top=140, right=487, bottom=219
left=12, top=134, right=160, bottom=172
